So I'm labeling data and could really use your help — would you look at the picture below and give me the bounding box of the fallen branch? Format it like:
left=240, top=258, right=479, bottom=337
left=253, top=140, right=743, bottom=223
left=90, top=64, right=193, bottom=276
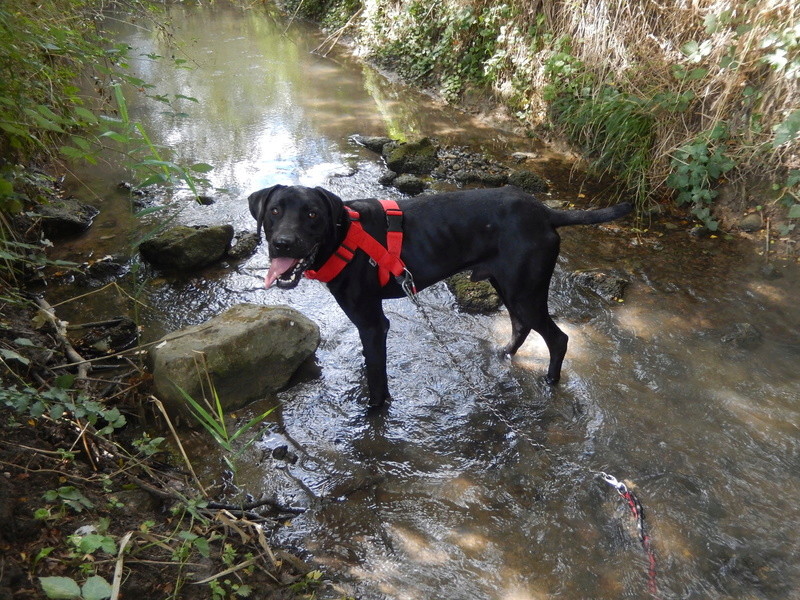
left=34, top=296, right=91, bottom=382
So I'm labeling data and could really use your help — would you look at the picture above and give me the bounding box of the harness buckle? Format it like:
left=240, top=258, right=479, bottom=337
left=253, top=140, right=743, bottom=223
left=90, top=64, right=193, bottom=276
left=396, top=268, right=419, bottom=305
left=385, top=209, right=403, bottom=233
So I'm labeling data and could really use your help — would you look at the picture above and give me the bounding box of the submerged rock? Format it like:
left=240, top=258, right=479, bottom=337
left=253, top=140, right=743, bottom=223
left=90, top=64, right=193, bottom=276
left=446, top=272, right=503, bottom=313
left=73, top=255, right=127, bottom=287
left=148, top=303, right=320, bottom=420
left=37, top=198, right=99, bottom=237
left=720, top=322, right=762, bottom=350
left=138, top=224, right=234, bottom=271
left=227, top=231, right=260, bottom=260
left=569, top=269, right=630, bottom=303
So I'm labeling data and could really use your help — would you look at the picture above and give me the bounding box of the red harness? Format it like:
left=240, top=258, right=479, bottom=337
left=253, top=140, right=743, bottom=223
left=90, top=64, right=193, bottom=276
left=305, top=200, right=409, bottom=288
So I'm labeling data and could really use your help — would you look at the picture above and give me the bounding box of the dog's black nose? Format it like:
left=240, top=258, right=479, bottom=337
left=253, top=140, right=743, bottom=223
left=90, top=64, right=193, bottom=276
left=272, top=236, right=294, bottom=254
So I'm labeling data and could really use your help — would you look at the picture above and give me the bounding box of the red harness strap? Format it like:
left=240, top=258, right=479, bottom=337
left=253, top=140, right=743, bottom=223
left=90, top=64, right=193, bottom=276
left=305, top=200, right=407, bottom=287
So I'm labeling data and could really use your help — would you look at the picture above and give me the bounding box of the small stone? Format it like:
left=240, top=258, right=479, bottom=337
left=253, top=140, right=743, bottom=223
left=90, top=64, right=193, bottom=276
left=378, top=170, right=397, bottom=186
left=738, top=213, right=763, bottom=232
left=393, top=174, right=427, bottom=195
left=758, top=263, right=782, bottom=280
left=721, top=323, right=762, bottom=349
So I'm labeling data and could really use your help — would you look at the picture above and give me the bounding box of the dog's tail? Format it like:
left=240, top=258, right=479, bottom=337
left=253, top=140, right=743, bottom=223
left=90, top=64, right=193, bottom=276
left=549, top=202, right=633, bottom=227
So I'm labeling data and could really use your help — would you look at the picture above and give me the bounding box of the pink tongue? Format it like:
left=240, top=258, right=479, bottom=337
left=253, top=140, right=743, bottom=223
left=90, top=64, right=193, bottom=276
left=264, top=257, right=300, bottom=288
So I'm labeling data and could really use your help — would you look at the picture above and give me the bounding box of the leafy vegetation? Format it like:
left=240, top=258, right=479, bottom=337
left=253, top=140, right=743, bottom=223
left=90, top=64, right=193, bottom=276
left=302, top=0, right=800, bottom=233
left=0, top=2, right=330, bottom=598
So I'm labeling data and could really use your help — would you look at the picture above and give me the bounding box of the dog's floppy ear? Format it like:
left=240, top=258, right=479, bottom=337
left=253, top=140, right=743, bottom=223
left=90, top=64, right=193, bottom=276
left=248, top=185, right=284, bottom=239
left=313, top=186, right=344, bottom=234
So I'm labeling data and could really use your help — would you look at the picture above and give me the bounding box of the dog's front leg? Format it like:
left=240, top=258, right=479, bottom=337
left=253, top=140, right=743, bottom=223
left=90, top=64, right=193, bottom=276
left=335, top=295, right=391, bottom=407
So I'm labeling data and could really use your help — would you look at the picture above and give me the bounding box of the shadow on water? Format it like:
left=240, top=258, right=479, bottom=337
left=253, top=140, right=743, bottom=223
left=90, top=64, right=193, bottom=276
left=49, top=3, right=800, bottom=599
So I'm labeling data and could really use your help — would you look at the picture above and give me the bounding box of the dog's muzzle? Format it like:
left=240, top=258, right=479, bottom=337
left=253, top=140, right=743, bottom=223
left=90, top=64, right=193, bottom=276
left=264, top=247, right=318, bottom=289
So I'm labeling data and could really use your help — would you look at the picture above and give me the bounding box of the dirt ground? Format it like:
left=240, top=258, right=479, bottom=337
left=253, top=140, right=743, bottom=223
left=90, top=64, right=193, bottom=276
left=0, top=302, right=331, bottom=600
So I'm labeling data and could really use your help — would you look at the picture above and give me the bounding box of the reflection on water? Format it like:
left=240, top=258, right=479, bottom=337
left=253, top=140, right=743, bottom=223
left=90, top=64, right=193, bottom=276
left=51, top=3, right=800, bottom=599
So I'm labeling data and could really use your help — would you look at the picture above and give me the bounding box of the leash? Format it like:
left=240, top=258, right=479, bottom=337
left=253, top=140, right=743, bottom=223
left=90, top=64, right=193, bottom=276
left=402, top=285, right=660, bottom=597
left=599, top=472, right=659, bottom=596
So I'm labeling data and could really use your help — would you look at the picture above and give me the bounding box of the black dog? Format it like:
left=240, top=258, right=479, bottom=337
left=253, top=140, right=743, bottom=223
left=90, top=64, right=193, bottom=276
left=249, top=184, right=632, bottom=407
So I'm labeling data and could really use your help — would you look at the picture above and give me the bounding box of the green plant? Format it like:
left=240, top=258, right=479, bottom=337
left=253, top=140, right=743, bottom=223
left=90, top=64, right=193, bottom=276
left=1, top=385, right=127, bottom=434
left=36, top=486, right=94, bottom=520
left=289, top=569, right=324, bottom=596
left=775, top=169, right=800, bottom=234
left=176, top=378, right=273, bottom=473
left=39, top=575, right=112, bottom=600
left=666, top=124, right=736, bottom=230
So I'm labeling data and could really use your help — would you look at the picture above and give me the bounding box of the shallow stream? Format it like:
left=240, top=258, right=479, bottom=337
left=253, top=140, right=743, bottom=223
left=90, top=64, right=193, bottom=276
left=53, top=3, right=800, bottom=598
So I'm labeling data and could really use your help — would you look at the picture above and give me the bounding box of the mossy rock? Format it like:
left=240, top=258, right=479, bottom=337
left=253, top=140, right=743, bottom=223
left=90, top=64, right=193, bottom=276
left=385, top=137, right=439, bottom=175
left=508, top=170, right=549, bottom=194
left=139, top=224, right=234, bottom=271
left=446, top=272, right=502, bottom=313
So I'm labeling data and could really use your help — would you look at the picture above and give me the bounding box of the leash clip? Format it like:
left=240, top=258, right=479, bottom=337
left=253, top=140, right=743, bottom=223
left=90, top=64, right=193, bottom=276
left=396, top=268, right=419, bottom=305
left=599, top=471, right=628, bottom=494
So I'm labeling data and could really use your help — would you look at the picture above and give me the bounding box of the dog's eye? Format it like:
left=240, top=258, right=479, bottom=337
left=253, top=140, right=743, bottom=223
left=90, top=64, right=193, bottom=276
left=270, top=207, right=279, bottom=216
left=308, top=210, right=317, bottom=219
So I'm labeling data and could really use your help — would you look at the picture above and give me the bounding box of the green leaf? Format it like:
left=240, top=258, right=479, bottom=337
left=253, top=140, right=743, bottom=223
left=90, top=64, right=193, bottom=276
left=24, top=108, right=64, bottom=133
left=55, top=374, right=75, bottom=388
left=82, top=576, right=113, bottom=600
left=0, top=348, right=30, bottom=366
left=36, top=104, right=64, bottom=123
left=77, top=533, right=117, bottom=554
left=789, top=204, right=800, bottom=219
left=193, top=535, right=211, bottom=557
left=0, top=177, right=13, bottom=196
left=189, top=163, right=214, bottom=173
left=0, top=122, right=29, bottom=136
left=773, top=109, right=800, bottom=147
left=99, top=131, right=131, bottom=144
left=39, top=576, right=81, bottom=599
left=60, top=146, right=90, bottom=161
left=73, top=107, right=99, bottom=124
left=680, top=41, right=699, bottom=57
left=687, top=67, right=708, bottom=80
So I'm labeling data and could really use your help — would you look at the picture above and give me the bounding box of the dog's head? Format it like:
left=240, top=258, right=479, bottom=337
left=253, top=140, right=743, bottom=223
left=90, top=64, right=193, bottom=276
left=248, top=185, right=344, bottom=289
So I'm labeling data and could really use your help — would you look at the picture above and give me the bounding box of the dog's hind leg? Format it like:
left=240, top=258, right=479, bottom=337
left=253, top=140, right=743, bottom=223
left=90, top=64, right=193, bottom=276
left=491, top=255, right=568, bottom=384
left=490, top=277, right=532, bottom=355
left=504, top=289, right=568, bottom=384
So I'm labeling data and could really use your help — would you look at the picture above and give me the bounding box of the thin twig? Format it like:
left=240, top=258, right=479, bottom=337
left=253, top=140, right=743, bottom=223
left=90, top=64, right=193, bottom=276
left=150, top=396, right=208, bottom=497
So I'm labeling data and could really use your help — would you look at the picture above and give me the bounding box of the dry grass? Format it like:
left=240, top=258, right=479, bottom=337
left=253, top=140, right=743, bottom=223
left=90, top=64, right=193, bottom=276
left=352, top=0, right=799, bottom=214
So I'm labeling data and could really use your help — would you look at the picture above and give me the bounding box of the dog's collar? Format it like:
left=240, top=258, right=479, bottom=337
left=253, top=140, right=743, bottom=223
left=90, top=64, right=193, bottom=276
left=305, top=200, right=410, bottom=288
